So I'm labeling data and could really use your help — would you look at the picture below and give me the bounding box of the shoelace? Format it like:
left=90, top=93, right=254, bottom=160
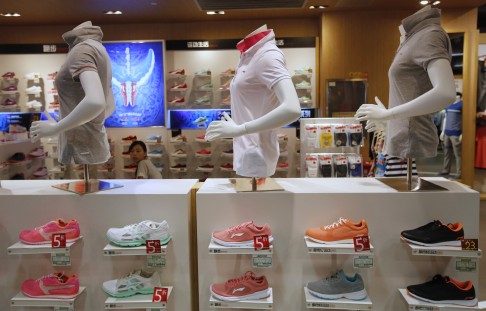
left=323, top=217, right=348, bottom=230
left=227, top=222, right=251, bottom=233
left=324, top=271, right=340, bottom=281
left=226, top=271, right=254, bottom=285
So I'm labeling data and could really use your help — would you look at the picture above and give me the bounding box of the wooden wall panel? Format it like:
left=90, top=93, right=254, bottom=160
left=0, top=18, right=319, bottom=43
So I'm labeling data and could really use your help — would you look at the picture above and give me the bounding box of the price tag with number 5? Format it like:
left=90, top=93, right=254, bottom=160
left=461, top=239, right=478, bottom=251
left=254, top=235, right=270, bottom=251
left=146, top=240, right=162, bottom=254
left=51, top=233, right=66, bottom=248
left=353, top=235, right=370, bottom=252
left=152, top=287, right=168, bottom=303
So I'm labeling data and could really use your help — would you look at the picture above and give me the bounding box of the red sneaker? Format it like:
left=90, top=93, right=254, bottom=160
left=19, top=219, right=81, bottom=245
left=220, top=163, right=234, bottom=171
left=212, top=220, right=273, bottom=247
left=171, top=83, right=188, bottom=90
left=21, top=272, right=79, bottom=299
left=211, top=271, right=270, bottom=301
left=169, top=69, right=185, bottom=75
left=2, top=72, right=15, bottom=78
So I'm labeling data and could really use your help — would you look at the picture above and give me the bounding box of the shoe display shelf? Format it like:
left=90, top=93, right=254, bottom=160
left=8, top=237, right=83, bottom=256
left=398, top=289, right=486, bottom=311
left=0, top=138, right=46, bottom=180
left=11, top=287, right=86, bottom=311
left=292, top=69, right=314, bottom=108
left=25, top=76, right=46, bottom=112
left=402, top=240, right=482, bottom=259
left=305, top=237, right=374, bottom=256
left=196, top=178, right=480, bottom=311
left=304, top=287, right=373, bottom=310
left=104, top=286, right=173, bottom=310
left=0, top=179, right=197, bottom=310
left=0, top=92, right=21, bottom=112
left=208, top=288, right=273, bottom=310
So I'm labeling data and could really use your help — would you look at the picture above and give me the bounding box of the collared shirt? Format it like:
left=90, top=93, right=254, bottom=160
left=386, top=8, right=451, bottom=158
left=231, top=30, right=291, bottom=177
left=56, top=26, right=114, bottom=164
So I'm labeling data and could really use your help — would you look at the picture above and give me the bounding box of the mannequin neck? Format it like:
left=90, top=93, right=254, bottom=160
left=236, top=26, right=271, bottom=53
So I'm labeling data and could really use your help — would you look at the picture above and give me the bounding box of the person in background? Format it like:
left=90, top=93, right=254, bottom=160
left=128, top=141, right=162, bottom=179
left=439, top=92, right=462, bottom=179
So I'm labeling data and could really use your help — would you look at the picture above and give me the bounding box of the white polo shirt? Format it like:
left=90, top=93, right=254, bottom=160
left=231, top=30, right=291, bottom=177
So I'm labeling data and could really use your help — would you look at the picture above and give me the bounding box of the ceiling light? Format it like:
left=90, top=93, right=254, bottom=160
left=0, top=13, right=21, bottom=17
left=309, top=5, right=327, bottom=9
left=419, top=0, right=429, bottom=4
left=104, top=10, right=123, bottom=15
left=206, top=11, right=225, bottom=15
left=432, top=1, right=440, bottom=5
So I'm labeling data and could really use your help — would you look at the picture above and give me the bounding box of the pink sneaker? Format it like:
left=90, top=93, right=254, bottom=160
left=22, top=272, right=79, bottom=299
left=212, top=221, right=273, bottom=247
left=19, top=219, right=81, bottom=245
left=210, top=271, right=270, bottom=301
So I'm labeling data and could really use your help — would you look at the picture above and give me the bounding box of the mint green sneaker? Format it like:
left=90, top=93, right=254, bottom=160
left=103, top=270, right=161, bottom=298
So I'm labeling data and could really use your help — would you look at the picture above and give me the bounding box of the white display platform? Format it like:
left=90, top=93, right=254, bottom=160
left=208, top=239, right=273, bottom=255
left=305, top=237, right=374, bottom=255
left=8, top=237, right=83, bottom=255
left=104, top=286, right=173, bottom=309
left=103, top=242, right=169, bottom=256
left=403, top=242, right=482, bottom=258
left=0, top=179, right=197, bottom=311
left=196, top=178, right=480, bottom=311
left=304, top=286, right=373, bottom=310
left=11, top=287, right=86, bottom=308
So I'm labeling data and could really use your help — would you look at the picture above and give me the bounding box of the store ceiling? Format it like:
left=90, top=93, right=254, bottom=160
left=0, top=0, right=484, bottom=26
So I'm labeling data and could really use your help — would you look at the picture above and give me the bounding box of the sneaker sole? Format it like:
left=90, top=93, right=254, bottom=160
left=305, top=235, right=357, bottom=244
left=20, top=236, right=81, bottom=245
left=308, top=288, right=368, bottom=300
left=211, top=236, right=274, bottom=247
left=408, top=290, right=478, bottom=307
left=108, top=235, right=171, bottom=247
left=210, top=287, right=271, bottom=301
left=23, top=291, right=79, bottom=299
left=103, top=286, right=155, bottom=298
left=400, top=235, right=462, bottom=247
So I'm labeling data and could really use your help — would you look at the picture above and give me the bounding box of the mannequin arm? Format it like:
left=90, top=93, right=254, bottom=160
left=355, top=58, right=456, bottom=121
left=205, top=78, right=301, bottom=140
left=30, top=71, right=106, bottom=141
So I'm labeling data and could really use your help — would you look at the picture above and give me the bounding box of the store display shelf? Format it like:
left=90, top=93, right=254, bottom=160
left=121, top=169, right=136, bottom=173
left=10, top=287, right=85, bottom=308
left=104, top=287, right=172, bottom=309
left=398, top=289, right=482, bottom=311
left=305, top=237, right=374, bottom=255
left=103, top=242, right=168, bottom=256
left=167, top=74, right=186, bottom=79
left=304, top=287, right=372, bottom=310
left=147, top=154, right=163, bottom=158
left=208, top=239, right=273, bottom=255
left=404, top=242, right=482, bottom=258
left=293, top=73, right=313, bottom=78
left=7, top=159, right=32, bottom=166
left=0, top=139, right=30, bottom=146
left=7, top=237, right=83, bottom=255
left=145, top=141, right=163, bottom=145
left=209, top=288, right=273, bottom=309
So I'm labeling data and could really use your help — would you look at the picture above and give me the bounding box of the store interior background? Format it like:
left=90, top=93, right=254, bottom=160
left=1, top=0, right=486, bottom=301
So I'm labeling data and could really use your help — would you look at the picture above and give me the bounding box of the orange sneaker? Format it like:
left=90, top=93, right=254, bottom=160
left=305, top=217, right=368, bottom=244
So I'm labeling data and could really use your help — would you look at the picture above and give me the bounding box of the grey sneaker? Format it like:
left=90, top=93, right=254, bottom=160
left=307, top=270, right=367, bottom=300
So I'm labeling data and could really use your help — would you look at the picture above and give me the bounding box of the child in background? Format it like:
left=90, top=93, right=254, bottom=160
left=128, top=141, right=162, bottom=179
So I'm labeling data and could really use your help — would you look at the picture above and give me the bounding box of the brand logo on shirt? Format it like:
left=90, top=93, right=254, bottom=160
left=232, top=287, right=246, bottom=294
left=230, top=233, right=244, bottom=239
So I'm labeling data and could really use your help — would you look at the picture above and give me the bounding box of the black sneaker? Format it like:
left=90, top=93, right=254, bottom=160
left=407, top=275, right=477, bottom=307
left=7, top=152, right=26, bottom=163
left=400, top=220, right=464, bottom=247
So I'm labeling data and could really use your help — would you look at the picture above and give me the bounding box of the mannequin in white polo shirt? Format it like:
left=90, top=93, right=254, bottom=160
left=355, top=5, right=455, bottom=159
left=205, top=25, right=301, bottom=178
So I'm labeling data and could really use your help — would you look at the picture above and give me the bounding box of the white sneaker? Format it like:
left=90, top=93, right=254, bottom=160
left=102, top=270, right=161, bottom=298
left=25, top=72, right=42, bottom=80
left=295, top=81, right=311, bottom=89
left=33, top=166, right=48, bottom=178
left=106, top=220, right=171, bottom=247
left=25, top=86, right=42, bottom=94
left=26, top=100, right=42, bottom=109
left=294, top=67, right=312, bottom=75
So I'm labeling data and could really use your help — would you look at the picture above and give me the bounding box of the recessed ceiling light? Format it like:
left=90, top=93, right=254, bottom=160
left=0, top=13, right=21, bottom=17
left=309, top=5, right=327, bottom=9
left=104, top=10, right=123, bottom=15
left=432, top=1, right=440, bottom=5
left=206, top=11, right=225, bottom=15
left=419, top=0, right=429, bottom=4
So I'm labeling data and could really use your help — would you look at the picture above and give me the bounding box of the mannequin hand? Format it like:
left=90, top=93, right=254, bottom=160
left=365, top=119, right=386, bottom=133
left=440, top=132, right=444, bottom=141
left=355, top=96, right=392, bottom=121
left=205, top=112, right=246, bottom=141
left=30, top=111, right=59, bottom=143
left=459, top=134, right=462, bottom=143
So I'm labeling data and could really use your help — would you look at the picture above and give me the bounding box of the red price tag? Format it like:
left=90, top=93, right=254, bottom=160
left=51, top=233, right=66, bottom=248
left=353, top=235, right=370, bottom=252
left=461, top=239, right=478, bottom=251
left=253, top=235, right=270, bottom=251
left=146, top=240, right=162, bottom=254
left=152, top=287, right=168, bottom=302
